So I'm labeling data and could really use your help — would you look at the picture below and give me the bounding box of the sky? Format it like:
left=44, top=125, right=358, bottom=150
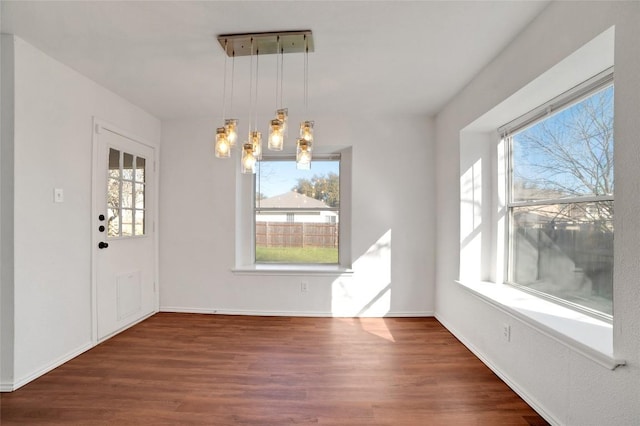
left=256, top=159, right=339, bottom=198
left=511, top=85, right=613, bottom=200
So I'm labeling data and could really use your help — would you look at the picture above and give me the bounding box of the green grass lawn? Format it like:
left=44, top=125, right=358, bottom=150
left=256, top=246, right=338, bottom=264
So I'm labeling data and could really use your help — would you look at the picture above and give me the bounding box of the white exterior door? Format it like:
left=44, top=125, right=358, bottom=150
left=93, top=123, right=157, bottom=341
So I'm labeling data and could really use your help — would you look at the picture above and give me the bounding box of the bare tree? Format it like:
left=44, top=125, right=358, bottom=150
left=513, top=86, right=614, bottom=226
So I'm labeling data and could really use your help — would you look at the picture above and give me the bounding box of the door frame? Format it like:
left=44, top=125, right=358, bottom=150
left=90, top=117, right=160, bottom=344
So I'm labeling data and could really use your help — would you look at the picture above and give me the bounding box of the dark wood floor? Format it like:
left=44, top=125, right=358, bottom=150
left=1, top=313, right=548, bottom=425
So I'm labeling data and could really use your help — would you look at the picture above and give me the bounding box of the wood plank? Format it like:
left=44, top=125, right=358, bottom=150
left=0, top=314, right=549, bottom=425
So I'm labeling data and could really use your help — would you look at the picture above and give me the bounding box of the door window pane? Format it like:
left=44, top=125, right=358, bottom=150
left=121, top=181, right=133, bottom=208
left=135, top=157, right=145, bottom=182
left=108, top=179, right=120, bottom=209
left=109, top=149, right=120, bottom=178
left=135, top=210, right=145, bottom=235
left=135, top=184, right=145, bottom=209
left=121, top=209, right=133, bottom=237
left=107, top=148, right=147, bottom=238
left=123, top=153, right=134, bottom=180
left=108, top=209, right=119, bottom=237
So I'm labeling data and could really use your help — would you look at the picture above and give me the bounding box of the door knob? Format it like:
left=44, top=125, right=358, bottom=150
left=99, top=225, right=105, bottom=232
left=98, top=242, right=109, bottom=249
left=98, top=214, right=105, bottom=221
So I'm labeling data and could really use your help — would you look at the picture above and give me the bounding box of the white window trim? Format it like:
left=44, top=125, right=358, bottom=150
left=232, top=264, right=353, bottom=276
left=497, top=67, right=613, bottom=136
left=234, top=146, right=352, bottom=274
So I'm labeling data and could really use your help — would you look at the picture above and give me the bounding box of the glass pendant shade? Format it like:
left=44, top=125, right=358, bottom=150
left=276, top=108, right=288, bottom=134
left=224, top=119, right=239, bottom=146
left=241, top=143, right=257, bottom=174
left=215, top=127, right=231, bottom=158
left=296, top=139, right=312, bottom=170
left=250, top=131, right=262, bottom=159
left=268, top=119, right=284, bottom=151
left=300, top=120, right=314, bottom=144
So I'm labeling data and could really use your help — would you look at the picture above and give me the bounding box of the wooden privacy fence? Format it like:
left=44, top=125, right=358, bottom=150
left=256, top=222, right=338, bottom=248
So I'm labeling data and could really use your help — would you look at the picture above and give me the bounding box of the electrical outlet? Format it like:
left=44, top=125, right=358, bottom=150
left=300, top=281, right=308, bottom=293
left=502, top=323, right=511, bottom=342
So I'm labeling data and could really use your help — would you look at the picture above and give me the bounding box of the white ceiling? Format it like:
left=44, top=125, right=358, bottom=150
left=1, top=1, right=549, bottom=121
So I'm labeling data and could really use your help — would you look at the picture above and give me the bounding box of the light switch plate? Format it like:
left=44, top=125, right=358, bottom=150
left=54, top=188, right=64, bottom=203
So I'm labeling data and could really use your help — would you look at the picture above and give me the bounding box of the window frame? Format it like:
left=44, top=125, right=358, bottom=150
left=106, top=147, right=148, bottom=240
left=254, top=154, right=341, bottom=265
left=233, top=146, right=352, bottom=274
left=502, top=69, right=615, bottom=321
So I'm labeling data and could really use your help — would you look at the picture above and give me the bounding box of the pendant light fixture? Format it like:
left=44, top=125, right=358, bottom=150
left=241, top=37, right=258, bottom=174
left=252, top=46, right=263, bottom=161
left=268, top=118, right=284, bottom=151
left=296, top=139, right=311, bottom=169
left=214, top=39, right=231, bottom=158
left=214, top=30, right=314, bottom=171
left=251, top=131, right=262, bottom=160
left=215, top=127, right=231, bottom=158
left=241, top=142, right=257, bottom=174
left=268, top=37, right=287, bottom=151
left=277, top=108, right=288, bottom=135
left=300, top=121, right=314, bottom=144
left=224, top=46, right=239, bottom=146
left=215, top=39, right=240, bottom=157
left=297, top=34, right=313, bottom=169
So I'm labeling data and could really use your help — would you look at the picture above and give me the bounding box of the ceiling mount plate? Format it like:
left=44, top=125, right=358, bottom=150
left=217, top=30, right=314, bottom=57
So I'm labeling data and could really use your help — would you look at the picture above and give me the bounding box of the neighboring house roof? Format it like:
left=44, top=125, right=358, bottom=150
left=514, top=187, right=569, bottom=202
left=257, top=191, right=329, bottom=209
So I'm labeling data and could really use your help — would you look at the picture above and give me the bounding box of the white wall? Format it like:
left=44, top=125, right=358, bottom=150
left=1, top=35, right=161, bottom=390
left=1, top=35, right=16, bottom=389
left=435, top=2, right=640, bottom=425
left=160, top=113, right=435, bottom=317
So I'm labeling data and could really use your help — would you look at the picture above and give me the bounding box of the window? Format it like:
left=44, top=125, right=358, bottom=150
left=107, top=148, right=146, bottom=238
left=505, top=72, right=614, bottom=318
left=255, top=156, right=340, bottom=264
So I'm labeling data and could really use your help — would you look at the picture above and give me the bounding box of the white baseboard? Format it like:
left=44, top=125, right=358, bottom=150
left=160, top=306, right=434, bottom=318
left=97, top=310, right=157, bottom=343
left=9, top=341, right=94, bottom=392
left=0, top=382, right=14, bottom=392
left=435, top=313, right=561, bottom=426
left=3, top=311, right=159, bottom=393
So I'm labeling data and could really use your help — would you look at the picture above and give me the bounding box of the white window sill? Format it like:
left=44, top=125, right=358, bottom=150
left=232, top=264, right=354, bottom=276
left=455, top=280, right=625, bottom=370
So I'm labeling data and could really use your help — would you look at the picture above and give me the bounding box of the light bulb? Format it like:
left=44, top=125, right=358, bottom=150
left=276, top=108, right=288, bottom=134
left=224, top=119, right=238, bottom=146
left=250, top=131, right=262, bottom=159
left=243, top=153, right=256, bottom=169
left=217, top=141, right=230, bottom=155
left=241, top=143, right=256, bottom=174
left=300, top=121, right=314, bottom=143
left=268, top=119, right=284, bottom=151
left=296, top=139, right=312, bottom=170
left=299, top=150, right=311, bottom=164
left=215, top=127, right=231, bottom=158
